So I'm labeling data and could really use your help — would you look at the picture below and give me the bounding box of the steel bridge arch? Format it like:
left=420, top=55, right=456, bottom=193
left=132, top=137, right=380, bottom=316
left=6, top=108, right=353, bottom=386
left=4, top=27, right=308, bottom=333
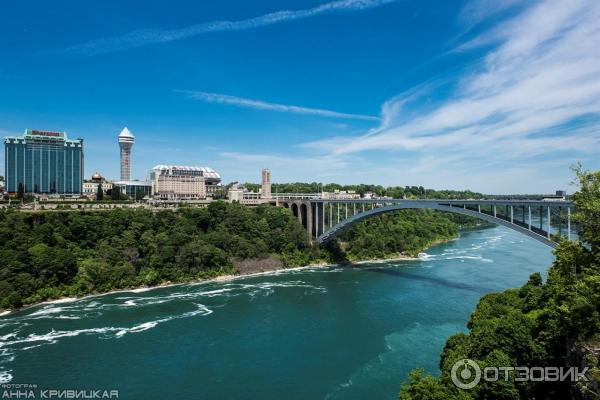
left=317, top=202, right=558, bottom=248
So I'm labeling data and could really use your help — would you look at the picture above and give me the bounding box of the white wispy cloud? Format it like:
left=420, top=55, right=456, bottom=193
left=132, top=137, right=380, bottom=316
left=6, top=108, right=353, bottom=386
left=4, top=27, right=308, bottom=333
left=179, top=90, right=380, bottom=121
left=303, top=0, right=600, bottom=175
left=458, top=0, right=524, bottom=29
left=60, top=0, right=396, bottom=55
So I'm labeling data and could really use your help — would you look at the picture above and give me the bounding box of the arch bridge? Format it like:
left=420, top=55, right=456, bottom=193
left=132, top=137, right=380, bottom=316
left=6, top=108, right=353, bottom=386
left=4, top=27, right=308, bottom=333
left=277, top=198, right=575, bottom=248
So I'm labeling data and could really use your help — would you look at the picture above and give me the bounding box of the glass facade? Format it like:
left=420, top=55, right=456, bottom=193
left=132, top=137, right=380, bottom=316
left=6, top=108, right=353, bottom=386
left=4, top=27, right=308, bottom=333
left=4, top=129, right=84, bottom=194
left=113, top=181, right=152, bottom=200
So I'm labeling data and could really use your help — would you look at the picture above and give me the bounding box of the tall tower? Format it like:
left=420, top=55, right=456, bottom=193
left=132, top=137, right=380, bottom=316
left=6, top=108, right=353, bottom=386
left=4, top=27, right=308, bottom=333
left=261, top=168, right=272, bottom=199
left=118, top=127, right=135, bottom=181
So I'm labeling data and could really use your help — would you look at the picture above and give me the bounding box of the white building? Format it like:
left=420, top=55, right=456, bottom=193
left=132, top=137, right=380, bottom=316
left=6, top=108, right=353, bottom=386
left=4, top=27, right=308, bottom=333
left=82, top=172, right=113, bottom=199
left=150, top=165, right=220, bottom=200
left=227, top=183, right=245, bottom=203
left=321, top=190, right=361, bottom=200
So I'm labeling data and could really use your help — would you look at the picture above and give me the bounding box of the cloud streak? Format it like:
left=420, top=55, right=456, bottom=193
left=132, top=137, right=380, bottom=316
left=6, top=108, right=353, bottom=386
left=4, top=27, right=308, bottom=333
left=303, top=0, right=600, bottom=170
left=60, top=0, right=396, bottom=55
left=179, top=90, right=380, bottom=121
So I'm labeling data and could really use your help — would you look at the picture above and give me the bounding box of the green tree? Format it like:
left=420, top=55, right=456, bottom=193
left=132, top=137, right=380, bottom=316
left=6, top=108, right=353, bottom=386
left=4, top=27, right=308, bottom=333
left=17, top=182, right=25, bottom=201
left=96, top=183, right=104, bottom=201
left=111, top=186, right=121, bottom=201
left=571, top=163, right=600, bottom=249
left=134, top=188, right=146, bottom=201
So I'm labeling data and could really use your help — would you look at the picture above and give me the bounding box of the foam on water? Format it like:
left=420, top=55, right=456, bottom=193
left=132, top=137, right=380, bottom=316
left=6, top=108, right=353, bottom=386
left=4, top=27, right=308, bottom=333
left=199, top=288, right=235, bottom=297
left=43, top=297, right=78, bottom=305
left=0, top=371, right=13, bottom=384
left=0, top=333, right=17, bottom=341
left=0, top=303, right=213, bottom=362
left=129, top=288, right=152, bottom=293
left=115, top=322, right=158, bottom=338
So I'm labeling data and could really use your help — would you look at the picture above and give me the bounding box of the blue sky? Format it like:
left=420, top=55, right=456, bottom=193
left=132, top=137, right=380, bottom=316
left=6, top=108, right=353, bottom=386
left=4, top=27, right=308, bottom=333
left=1, top=0, right=599, bottom=193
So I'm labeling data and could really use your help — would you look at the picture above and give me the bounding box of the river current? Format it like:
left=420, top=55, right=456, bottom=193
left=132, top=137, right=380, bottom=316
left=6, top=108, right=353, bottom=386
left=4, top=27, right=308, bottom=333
left=0, top=226, right=554, bottom=399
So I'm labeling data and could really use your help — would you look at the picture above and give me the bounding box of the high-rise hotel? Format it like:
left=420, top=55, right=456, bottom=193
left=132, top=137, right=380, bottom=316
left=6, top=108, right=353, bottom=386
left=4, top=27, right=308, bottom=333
left=4, top=129, right=84, bottom=195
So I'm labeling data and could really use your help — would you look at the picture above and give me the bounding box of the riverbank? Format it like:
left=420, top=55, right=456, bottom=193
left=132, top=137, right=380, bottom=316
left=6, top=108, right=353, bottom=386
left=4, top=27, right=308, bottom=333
left=0, top=261, right=336, bottom=317
left=0, top=227, right=490, bottom=316
left=0, top=254, right=424, bottom=316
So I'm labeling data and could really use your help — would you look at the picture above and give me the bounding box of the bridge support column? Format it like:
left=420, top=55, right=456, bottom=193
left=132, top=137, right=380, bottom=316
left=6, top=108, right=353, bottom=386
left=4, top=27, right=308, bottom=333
left=321, top=203, right=325, bottom=236
left=510, top=205, right=514, bottom=223
left=478, top=204, right=481, bottom=213
left=528, top=206, right=532, bottom=230
left=493, top=205, right=497, bottom=218
left=567, top=207, right=571, bottom=240
left=306, top=203, right=313, bottom=243
left=329, top=203, right=332, bottom=229
left=314, top=203, right=319, bottom=237
left=345, top=203, right=348, bottom=219
left=547, top=206, right=551, bottom=239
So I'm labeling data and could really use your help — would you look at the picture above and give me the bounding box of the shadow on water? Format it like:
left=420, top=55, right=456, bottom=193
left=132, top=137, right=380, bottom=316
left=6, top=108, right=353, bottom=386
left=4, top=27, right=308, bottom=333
left=364, top=267, right=494, bottom=294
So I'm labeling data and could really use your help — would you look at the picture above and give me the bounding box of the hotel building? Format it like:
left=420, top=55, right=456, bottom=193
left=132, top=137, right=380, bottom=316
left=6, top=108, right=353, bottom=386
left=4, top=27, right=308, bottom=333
left=4, top=129, right=84, bottom=195
left=150, top=165, right=221, bottom=200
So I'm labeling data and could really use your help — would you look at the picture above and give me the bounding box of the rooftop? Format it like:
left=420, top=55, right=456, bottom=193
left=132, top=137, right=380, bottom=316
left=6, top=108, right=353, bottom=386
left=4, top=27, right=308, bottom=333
left=4, top=129, right=83, bottom=144
left=118, top=127, right=135, bottom=140
left=27, top=129, right=66, bottom=139
left=113, top=180, right=151, bottom=186
left=152, top=165, right=221, bottom=179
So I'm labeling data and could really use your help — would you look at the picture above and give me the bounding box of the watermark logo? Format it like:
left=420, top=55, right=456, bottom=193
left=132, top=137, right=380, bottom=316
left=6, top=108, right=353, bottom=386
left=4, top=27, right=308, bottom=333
left=0, top=384, right=119, bottom=399
left=451, top=359, right=481, bottom=389
left=450, top=359, right=589, bottom=390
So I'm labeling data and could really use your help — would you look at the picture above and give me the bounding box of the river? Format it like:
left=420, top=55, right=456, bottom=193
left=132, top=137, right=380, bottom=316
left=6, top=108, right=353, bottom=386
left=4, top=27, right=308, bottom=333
left=0, top=226, right=554, bottom=399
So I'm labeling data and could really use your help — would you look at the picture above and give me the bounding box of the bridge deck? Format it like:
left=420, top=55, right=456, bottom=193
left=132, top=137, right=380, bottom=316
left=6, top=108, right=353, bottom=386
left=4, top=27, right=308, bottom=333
left=278, top=198, right=575, bottom=248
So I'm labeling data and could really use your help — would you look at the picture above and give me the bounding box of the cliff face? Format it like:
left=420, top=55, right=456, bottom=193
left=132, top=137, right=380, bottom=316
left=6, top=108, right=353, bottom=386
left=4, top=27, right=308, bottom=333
left=570, top=342, right=600, bottom=399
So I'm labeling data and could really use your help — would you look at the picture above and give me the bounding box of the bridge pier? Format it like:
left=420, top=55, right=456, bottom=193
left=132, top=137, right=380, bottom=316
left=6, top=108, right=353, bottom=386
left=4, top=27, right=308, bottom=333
left=281, top=200, right=314, bottom=243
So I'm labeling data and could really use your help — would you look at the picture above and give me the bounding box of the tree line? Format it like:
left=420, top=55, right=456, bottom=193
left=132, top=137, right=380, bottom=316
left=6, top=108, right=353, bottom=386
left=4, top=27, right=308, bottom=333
left=0, top=203, right=316, bottom=309
left=334, top=211, right=486, bottom=261
left=241, top=182, right=485, bottom=199
left=0, top=202, right=484, bottom=310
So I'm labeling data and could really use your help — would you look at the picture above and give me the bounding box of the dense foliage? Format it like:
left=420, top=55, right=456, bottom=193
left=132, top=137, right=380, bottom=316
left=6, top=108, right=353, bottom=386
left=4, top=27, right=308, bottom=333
left=335, top=210, right=485, bottom=260
left=242, top=181, right=484, bottom=199
left=0, top=202, right=317, bottom=309
left=0, top=203, right=484, bottom=310
left=399, top=167, right=600, bottom=399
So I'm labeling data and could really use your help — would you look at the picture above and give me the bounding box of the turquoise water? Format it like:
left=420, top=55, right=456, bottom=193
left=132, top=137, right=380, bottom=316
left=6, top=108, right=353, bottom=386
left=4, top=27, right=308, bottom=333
left=0, top=227, right=554, bottom=399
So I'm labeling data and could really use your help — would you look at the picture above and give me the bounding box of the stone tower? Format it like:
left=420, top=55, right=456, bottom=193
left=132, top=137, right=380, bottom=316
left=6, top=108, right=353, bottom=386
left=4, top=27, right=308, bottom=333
left=261, top=168, right=272, bottom=199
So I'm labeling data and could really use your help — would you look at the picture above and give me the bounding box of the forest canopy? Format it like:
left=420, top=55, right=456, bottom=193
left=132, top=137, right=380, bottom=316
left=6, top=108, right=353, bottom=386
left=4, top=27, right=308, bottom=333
left=0, top=203, right=483, bottom=310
